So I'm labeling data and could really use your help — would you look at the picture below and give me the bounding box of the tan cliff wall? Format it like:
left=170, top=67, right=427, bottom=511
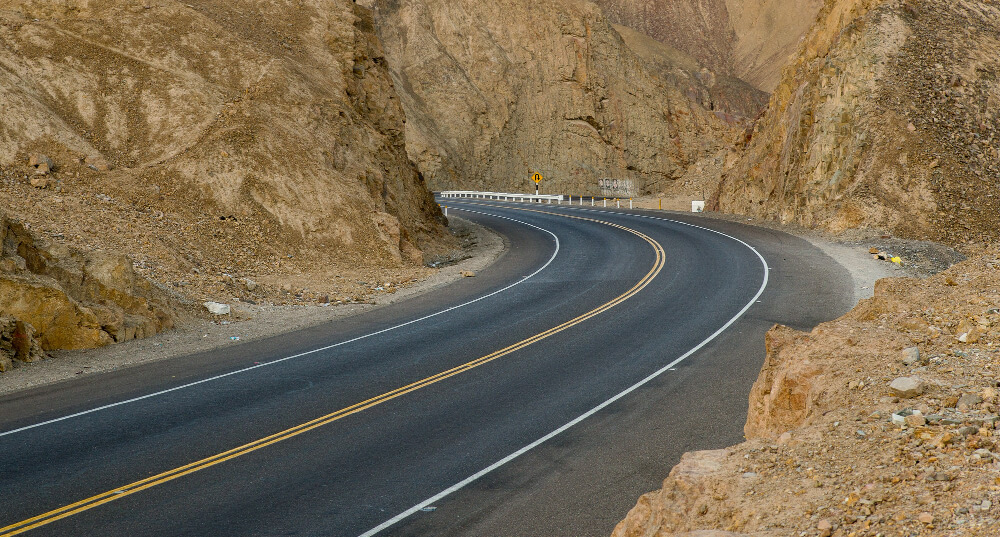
left=713, top=0, right=1000, bottom=245
left=363, top=0, right=735, bottom=196
left=0, top=0, right=452, bottom=357
left=0, top=0, right=445, bottom=272
left=592, top=0, right=824, bottom=92
left=612, top=23, right=769, bottom=124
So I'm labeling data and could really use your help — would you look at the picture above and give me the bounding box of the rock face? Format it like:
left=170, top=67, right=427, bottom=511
left=613, top=244, right=1000, bottom=536
left=713, top=0, right=1000, bottom=244
left=593, top=0, right=824, bottom=92
left=611, top=24, right=768, bottom=123
left=0, top=316, right=44, bottom=372
left=364, top=0, right=732, bottom=195
left=0, top=210, right=177, bottom=354
left=0, top=0, right=446, bottom=278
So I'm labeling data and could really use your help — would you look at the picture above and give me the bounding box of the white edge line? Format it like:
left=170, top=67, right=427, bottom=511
left=0, top=209, right=559, bottom=438
left=358, top=203, right=770, bottom=537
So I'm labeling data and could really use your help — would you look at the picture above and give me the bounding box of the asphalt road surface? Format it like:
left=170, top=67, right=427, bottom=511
left=0, top=200, right=855, bottom=537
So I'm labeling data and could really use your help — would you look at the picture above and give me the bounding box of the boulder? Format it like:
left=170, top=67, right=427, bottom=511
left=203, top=301, right=231, bottom=315
left=901, top=346, right=923, bottom=366
left=28, top=153, right=54, bottom=170
left=889, top=377, right=925, bottom=399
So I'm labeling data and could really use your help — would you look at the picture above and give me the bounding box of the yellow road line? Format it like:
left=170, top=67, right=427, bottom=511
left=0, top=206, right=664, bottom=536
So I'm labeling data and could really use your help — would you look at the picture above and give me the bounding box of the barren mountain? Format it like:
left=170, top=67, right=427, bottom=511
left=0, top=0, right=450, bottom=361
left=612, top=23, right=768, bottom=123
left=713, top=0, right=1000, bottom=245
left=362, top=0, right=740, bottom=196
left=594, top=0, right=824, bottom=92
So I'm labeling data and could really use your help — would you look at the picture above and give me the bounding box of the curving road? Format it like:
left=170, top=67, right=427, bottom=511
left=0, top=200, right=855, bottom=536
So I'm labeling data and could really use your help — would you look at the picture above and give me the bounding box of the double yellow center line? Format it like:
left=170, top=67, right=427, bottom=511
left=0, top=206, right=664, bottom=536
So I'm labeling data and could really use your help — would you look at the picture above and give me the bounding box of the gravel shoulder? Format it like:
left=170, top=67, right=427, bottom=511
left=0, top=217, right=506, bottom=396
left=661, top=206, right=965, bottom=302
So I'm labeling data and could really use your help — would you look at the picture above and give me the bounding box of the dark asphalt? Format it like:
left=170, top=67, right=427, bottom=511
left=0, top=201, right=854, bottom=537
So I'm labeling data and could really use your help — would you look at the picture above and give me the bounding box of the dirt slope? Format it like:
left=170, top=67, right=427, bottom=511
left=593, top=0, right=824, bottom=92
left=612, top=23, right=768, bottom=123
left=0, top=0, right=451, bottom=362
left=362, top=0, right=739, bottom=196
left=613, top=246, right=1000, bottom=537
left=713, top=0, right=1000, bottom=245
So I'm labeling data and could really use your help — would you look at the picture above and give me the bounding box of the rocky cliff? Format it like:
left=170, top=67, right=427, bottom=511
left=613, top=246, right=1000, bottom=537
left=363, top=0, right=738, bottom=196
left=1, top=210, right=177, bottom=368
left=593, top=0, right=824, bottom=92
left=713, top=0, right=1000, bottom=244
left=0, top=0, right=450, bottom=357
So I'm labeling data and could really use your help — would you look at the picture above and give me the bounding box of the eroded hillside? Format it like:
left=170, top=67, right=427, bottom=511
left=0, top=0, right=451, bottom=361
left=362, top=0, right=745, bottom=196
left=713, top=0, right=1000, bottom=244
left=593, top=0, right=824, bottom=92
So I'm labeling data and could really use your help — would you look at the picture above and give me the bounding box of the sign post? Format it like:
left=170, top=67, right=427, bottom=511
left=532, top=172, right=542, bottom=195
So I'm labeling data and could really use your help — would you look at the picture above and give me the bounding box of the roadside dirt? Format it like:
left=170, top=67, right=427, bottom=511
left=0, top=217, right=503, bottom=396
left=613, top=227, right=1000, bottom=537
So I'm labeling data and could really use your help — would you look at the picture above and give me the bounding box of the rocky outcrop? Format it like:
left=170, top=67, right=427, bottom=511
left=713, top=0, right=1000, bottom=244
left=0, top=316, right=44, bottom=372
left=611, top=24, right=768, bottom=123
left=364, top=0, right=732, bottom=195
left=593, top=0, right=824, bottom=92
left=614, top=245, right=1000, bottom=536
left=1, top=210, right=177, bottom=359
left=0, top=0, right=447, bottom=286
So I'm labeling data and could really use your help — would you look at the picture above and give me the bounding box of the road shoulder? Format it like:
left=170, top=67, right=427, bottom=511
left=0, top=217, right=507, bottom=396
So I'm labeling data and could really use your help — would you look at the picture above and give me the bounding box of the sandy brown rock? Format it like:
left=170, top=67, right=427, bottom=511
left=611, top=24, right=768, bottom=123
left=0, top=0, right=451, bottom=320
left=0, top=316, right=44, bottom=371
left=0, top=210, right=177, bottom=352
left=593, top=0, right=824, bottom=92
left=614, top=245, right=1000, bottom=536
left=713, top=0, right=1000, bottom=244
left=365, top=0, right=732, bottom=196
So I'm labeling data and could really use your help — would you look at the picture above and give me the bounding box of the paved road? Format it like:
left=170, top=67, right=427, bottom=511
left=0, top=201, right=854, bottom=537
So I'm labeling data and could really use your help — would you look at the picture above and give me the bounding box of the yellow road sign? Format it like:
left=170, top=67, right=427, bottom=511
left=532, top=173, right=542, bottom=184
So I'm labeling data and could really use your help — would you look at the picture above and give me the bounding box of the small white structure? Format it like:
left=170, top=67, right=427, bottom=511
left=691, top=201, right=705, bottom=213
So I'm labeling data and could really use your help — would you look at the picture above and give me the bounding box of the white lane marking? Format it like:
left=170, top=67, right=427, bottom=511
left=0, top=209, right=559, bottom=438
left=359, top=203, right=770, bottom=537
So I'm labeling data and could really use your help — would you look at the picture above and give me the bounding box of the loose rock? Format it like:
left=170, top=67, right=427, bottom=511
left=957, top=393, right=983, bottom=411
left=889, top=376, right=925, bottom=398
left=901, top=346, right=922, bottom=366
left=203, top=302, right=231, bottom=315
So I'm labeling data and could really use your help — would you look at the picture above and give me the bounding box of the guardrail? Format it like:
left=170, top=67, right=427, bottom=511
left=439, top=191, right=565, bottom=203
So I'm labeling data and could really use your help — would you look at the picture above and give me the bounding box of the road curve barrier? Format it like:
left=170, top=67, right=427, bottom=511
left=439, top=191, right=566, bottom=204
